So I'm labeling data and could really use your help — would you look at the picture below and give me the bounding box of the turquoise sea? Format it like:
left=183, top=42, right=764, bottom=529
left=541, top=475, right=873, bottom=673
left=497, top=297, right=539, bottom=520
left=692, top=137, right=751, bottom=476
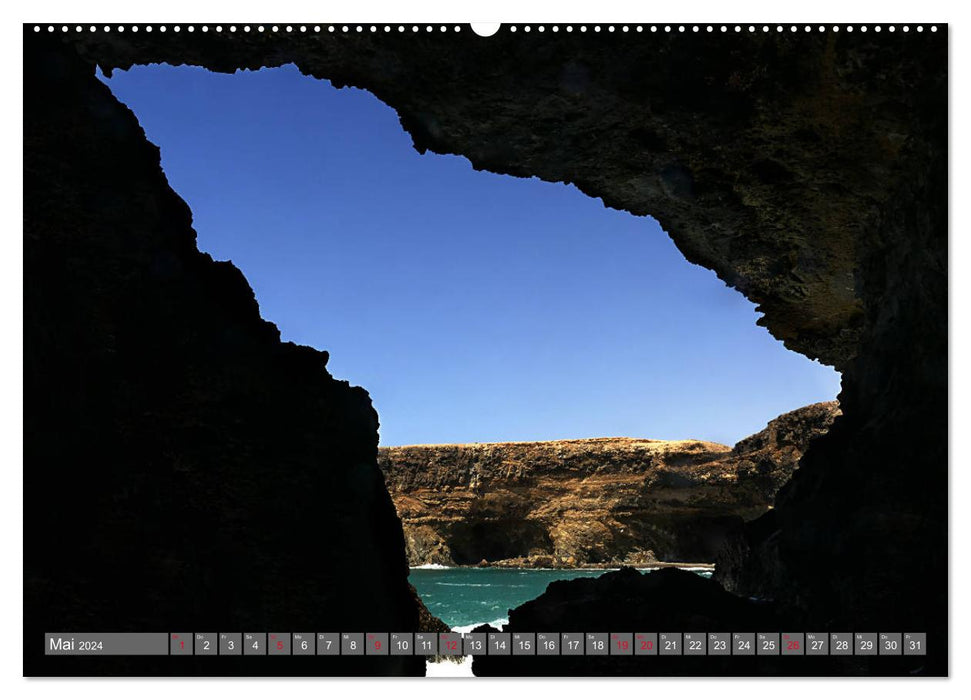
left=409, top=566, right=713, bottom=631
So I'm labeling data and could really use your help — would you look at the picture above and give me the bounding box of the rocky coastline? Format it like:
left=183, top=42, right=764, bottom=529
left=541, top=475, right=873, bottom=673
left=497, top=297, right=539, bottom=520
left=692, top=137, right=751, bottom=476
left=381, top=402, right=839, bottom=569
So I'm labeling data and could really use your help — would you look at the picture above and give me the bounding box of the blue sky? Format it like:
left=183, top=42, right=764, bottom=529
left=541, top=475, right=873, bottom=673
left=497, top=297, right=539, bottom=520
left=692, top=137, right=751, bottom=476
left=98, top=63, right=840, bottom=447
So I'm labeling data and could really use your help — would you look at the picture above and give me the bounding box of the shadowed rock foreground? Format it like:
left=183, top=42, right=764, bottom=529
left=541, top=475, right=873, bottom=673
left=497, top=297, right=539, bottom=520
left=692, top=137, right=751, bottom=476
left=25, top=36, right=422, bottom=677
left=472, top=568, right=931, bottom=676
left=25, top=25, right=946, bottom=676
left=380, top=403, right=839, bottom=568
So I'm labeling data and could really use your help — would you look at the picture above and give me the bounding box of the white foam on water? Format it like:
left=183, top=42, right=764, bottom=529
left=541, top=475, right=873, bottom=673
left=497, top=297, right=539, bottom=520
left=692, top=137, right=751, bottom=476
left=425, top=654, right=475, bottom=677
left=412, top=563, right=451, bottom=570
left=451, top=618, right=509, bottom=634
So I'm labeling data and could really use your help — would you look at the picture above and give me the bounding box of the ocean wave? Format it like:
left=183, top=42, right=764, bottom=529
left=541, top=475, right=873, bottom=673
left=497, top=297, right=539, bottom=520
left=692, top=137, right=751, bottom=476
left=412, top=563, right=451, bottom=570
left=451, top=618, right=509, bottom=634
left=426, top=655, right=475, bottom=677
left=435, top=582, right=492, bottom=587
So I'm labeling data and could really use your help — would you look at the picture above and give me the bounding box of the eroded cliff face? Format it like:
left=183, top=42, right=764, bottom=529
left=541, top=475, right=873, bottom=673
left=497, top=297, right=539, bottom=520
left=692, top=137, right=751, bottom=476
left=28, top=26, right=947, bottom=675
left=379, top=403, right=839, bottom=567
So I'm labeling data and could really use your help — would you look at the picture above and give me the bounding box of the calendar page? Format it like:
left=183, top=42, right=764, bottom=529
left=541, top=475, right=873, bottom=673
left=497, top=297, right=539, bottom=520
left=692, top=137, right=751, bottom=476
left=23, top=9, right=948, bottom=682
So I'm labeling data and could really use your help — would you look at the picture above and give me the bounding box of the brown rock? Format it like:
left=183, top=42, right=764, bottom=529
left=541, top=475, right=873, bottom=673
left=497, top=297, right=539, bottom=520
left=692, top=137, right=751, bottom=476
left=379, top=403, right=839, bottom=567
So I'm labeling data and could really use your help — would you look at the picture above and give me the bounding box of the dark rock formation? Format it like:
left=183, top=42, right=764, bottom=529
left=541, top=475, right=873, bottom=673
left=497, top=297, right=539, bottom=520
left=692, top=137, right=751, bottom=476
left=65, top=27, right=940, bottom=370
left=379, top=403, right=838, bottom=567
left=729, top=401, right=844, bottom=503
left=24, top=35, right=423, bottom=676
left=26, top=25, right=947, bottom=676
left=471, top=568, right=928, bottom=676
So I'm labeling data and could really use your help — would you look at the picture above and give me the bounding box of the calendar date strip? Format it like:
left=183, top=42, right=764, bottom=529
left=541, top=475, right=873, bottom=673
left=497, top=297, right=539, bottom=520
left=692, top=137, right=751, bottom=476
left=45, top=631, right=926, bottom=657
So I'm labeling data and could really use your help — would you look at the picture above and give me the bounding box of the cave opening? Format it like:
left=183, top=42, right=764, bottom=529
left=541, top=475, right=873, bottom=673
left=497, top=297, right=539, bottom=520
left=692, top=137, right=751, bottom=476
left=446, top=520, right=554, bottom=566
left=96, top=62, right=840, bottom=448
left=94, top=61, right=842, bottom=628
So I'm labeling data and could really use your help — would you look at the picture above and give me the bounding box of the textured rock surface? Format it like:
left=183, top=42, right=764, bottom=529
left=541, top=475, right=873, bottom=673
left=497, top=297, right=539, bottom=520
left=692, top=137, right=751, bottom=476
left=27, top=26, right=947, bottom=675
left=24, top=36, right=423, bottom=676
left=379, top=403, right=839, bottom=567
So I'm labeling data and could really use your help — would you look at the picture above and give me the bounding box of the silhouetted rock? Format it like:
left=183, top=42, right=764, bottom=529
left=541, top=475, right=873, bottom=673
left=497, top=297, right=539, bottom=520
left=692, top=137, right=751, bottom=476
left=472, top=568, right=929, bottom=676
left=24, top=36, right=423, bottom=677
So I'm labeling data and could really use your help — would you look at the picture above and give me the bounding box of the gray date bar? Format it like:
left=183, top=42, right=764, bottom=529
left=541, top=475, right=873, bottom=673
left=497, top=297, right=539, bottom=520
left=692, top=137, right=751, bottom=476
left=46, top=633, right=169, bottom=655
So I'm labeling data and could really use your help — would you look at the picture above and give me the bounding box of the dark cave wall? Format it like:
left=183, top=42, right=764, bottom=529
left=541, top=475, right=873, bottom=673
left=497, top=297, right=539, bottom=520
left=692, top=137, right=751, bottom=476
left=25, top=25, right=947, bottom=675
left=67, top=27, right=945, bottom=369
left=729, top=117, right=948, bottom=632
left=24, top=36, right=423, bottom=676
